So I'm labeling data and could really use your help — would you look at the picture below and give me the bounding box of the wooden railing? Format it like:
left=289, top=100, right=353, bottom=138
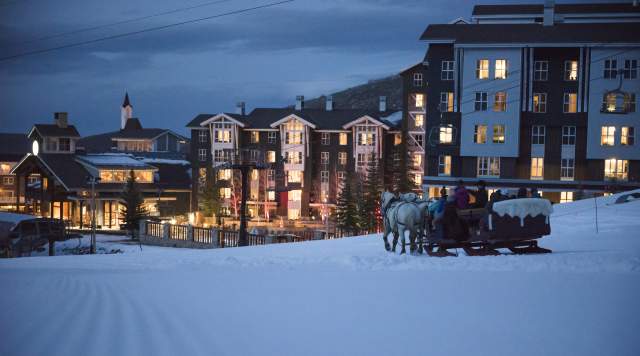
left=146, top=221, right=164, bottom=238
left=193, top=227, right=212, bottom=244
left=219, top=230, right=239, bottom=248
left=170, top=225, right=189, bottom=241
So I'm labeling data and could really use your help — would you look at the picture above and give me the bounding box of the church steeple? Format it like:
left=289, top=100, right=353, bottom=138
left=121, top=92, right=133, bottom=129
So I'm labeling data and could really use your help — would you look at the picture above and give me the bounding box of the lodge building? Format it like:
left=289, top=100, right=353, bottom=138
left=9, top=95, right=192, bottom=228
left=403, top=1, right=640, bottom=202
left=187, top=96, right=403, bottom=221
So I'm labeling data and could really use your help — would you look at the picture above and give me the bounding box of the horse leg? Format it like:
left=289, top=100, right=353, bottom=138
left=391, top=230, right=398, bottom=252
left=416, top=222, right=424, bottom=255
left=382, top=225, right=391, bottom=251
left=398, top=225, right=406, bottom=255
left=409, top=226, right=417, bottom=254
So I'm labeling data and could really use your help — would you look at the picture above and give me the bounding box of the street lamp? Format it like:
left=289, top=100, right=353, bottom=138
left=86, top=175, right=101, bottom=254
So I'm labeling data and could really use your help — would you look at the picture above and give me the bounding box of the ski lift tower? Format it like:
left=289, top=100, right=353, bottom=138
left=219, top=148, right=269, bottom=246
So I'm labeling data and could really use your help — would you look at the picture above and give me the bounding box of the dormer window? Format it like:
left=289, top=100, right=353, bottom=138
left=45, top=137, right=57, bottom=151
left=213, top=123, right=232, bottom=143
left=250, top=131, right=260, bottom=143
left=356, top=127, right=376, bottom=146
left=58, top=138, right=71, bottom=152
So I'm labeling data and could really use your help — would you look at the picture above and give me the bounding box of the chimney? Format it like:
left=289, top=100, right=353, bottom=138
left=379, top=96, right=387, bottom=112
left=236, top=101, right=246, bottom=115
left=295, top=95, right=304, bottom=111
left=54, top=112, right=68, bottom=128
left=543, top=0, right=555, bottom=26
left=325, top=95, right=333, bottom=111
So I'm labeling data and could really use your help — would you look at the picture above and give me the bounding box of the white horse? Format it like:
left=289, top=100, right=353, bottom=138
left=381, top=191, right=422, bottom=254
left=399, top=193, right=430, bottom=254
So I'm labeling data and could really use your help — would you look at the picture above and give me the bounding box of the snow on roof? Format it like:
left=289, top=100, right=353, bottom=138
left=139, top=158, right=190, bottom=166
left=77, top=154, right=152, bottom=168
left=381, top=111, right=402, bottom=124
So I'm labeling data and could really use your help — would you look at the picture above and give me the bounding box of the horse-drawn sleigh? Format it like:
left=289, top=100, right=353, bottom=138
left=380, top=191, right=553, bottom=257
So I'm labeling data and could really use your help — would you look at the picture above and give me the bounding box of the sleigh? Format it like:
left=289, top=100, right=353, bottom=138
left=424, top=198, right=553, bottom=257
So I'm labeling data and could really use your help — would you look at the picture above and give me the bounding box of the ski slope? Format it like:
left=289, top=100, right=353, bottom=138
left=1, top=192, right=639, bottom=356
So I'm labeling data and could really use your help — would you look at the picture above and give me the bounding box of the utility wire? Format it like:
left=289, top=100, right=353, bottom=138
left=0, top=0, right=294, bottom=62
left=2, top=0, right=239, bottom=47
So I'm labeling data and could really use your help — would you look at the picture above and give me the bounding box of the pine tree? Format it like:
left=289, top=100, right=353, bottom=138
left=335, top=169, right=360, bottom=236
left=394, top=130, right=418, bottom=194
left=360, top=158, right=384, bottom=233
left=199, top=174, right=224, bottom=226
left=120, top=170, right=148, bottom=240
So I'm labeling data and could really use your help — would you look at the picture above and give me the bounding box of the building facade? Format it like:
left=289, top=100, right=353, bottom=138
left=409, top=1, right=640, bottom=202
left=0, top=134, right=31, bottom=211
left=187, top=97, right=402, bottom=222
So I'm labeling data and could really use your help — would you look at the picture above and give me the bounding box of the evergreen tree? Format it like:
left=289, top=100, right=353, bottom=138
left=335, top=169, right=360, bottom=236
left=120, top=170, right=148, bottom=239
left=394, top=130, right=418, bottom=193
left=360, top=158, right=384, bottom=233
left=199, top=173, right=224, bottom=226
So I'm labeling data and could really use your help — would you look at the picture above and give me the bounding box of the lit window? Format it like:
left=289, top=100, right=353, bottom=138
left=321, top=170, right=329, bottom=184
left=493, top=125, right=505, bottom=144
left=217, top=169, right=231, bottom=180
left=562, top=126, right=576, bottom=145
left=494, top=92, right=507, bottom=112
left=534, top=60, right=548, bottom=81
left=219, top=187, right=231, bottom=199
left=198, top=148, right=207, bottom=162
left=285, top=151, right=303, bottom=164
left=530, top=157, right=544, bottom=180
left=287, top=170, right=302, bottom=183
left=290, top=189, right=302, bottom=201
left=199, top=130, right=207, bottom=143
left=441, top=61, right=454, bottom=80
left=394, top=133, right=402, bottom=145
left=495, top=59, right=507, bottom=79
left=474, top=92, right=487, bottom=111
left=338, top=152, right=347, bottom=165
left=413, top=173, right=422, bottom=186
left=266, top=151, right=276, bottom=163
left=476, top=59, right=489, bottom=79
left=477, top=156, right=500, bottom=177
left=604, top=158, right=628, bottom=181
left=564, top=60, right=578, bottom=81
left=321, top=132, right=330, bottom=145
left=560, top=192, right=574, bottom=203
left=321, top=152, right=329, bottom=165
left=214, top=123, right=232, bottom=143
left=532, top=125, right=545, bottom=145
left=267, top=169, right=275, bottom=188
left=414, top=72, right=424, bottom=86
left=601, top=126, right=616, bottom=146
left=250, top=131, right=260, bottom=143
left=623, top=60, right=638, bottom=79
left=473, top=125, right=487, bottom=144
left=563, top=93, right=577, bottom=113
left=3, top=176, right=15, bottom=185
left=268, top=131, right=277, bottom=144
left=439, top=126, right=453, bottom=144
left=438, top=155, right=451, bottom=176
left=413, top=153, right=422, bottom=168
left=621, top=127, right=635, bottom=146
left=357, top=127, right=376, bottom=146
left=251, top=169, right=259, bottom=181
left=267, top=191, right=276, bottom=201
left=339, top=133, right=348, bottom=145
left=561, top=159, right=575, bottom=181
left=533, top=93, right=547, bottom=113
left=604, top=59, right=617, bottom=79
left=415, top=94, right=424, bottom=108
left=414, top=114, right=424, bottom=128
left=440, top=92, right=454, bottom=112
left=198, top=168, right=206, bottom=191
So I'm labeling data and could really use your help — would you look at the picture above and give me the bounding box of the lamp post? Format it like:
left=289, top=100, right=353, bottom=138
left=86, top=175, right=101, bottom=254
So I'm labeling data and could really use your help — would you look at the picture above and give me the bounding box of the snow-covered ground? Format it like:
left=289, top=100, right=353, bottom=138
left=1, top=192, right=639, bottom=356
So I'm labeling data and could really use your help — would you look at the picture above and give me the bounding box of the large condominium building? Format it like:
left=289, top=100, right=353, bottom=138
left=187, top=96, right=402, bottom=221
left=405, top=1, right=640, bottom=202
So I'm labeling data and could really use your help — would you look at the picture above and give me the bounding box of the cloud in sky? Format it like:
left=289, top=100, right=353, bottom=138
left=0, top=0, right=585, bottom=136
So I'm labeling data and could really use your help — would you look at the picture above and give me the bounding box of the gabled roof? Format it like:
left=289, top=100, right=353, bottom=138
left=76, top=154, right=157, bottom=170
left=472, top=3, right=640, bottom=16
left=199, top=113, right=246, bottom=127
left=186, top=113, right=245, bottom=128
left=420, top=23, right=640, bottom=45
left=0, top=133, right=30, bottom=161
left=30, top=124, right=80, bottom=138
left=246, top=108, right=400, bottom=130
left=12, top=153, right=90, bottom=190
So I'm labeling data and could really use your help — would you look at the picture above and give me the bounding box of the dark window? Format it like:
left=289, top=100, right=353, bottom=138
left=534, top=61, right=548, bottom=81
left=58, top=138, right=71, bottom=151
left=623, top=60, right=638, bottom=79
left=474, top=92, right=487, bottom=111
left=604, top=59, right=617, bottom=79
left=532, top=125, right=545, bottom=145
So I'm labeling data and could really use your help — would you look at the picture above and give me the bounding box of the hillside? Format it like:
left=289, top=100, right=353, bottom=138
left=1, top=191, right=639, bottom=356
left=302, top=75, right=403, bottom=111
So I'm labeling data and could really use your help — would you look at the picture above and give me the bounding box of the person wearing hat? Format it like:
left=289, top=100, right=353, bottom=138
left=470, top=180, right=488, bottom=208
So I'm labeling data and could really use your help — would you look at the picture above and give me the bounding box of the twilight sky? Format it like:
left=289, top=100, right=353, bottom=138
left=1, top=0, right=591, bottom=136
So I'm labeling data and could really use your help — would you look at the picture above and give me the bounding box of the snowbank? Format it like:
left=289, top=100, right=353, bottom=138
left=1, top=190, right=639, bottom=356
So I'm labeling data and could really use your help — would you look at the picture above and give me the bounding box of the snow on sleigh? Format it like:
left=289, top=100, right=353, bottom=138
left=425, top=198, right=553, bottom=257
